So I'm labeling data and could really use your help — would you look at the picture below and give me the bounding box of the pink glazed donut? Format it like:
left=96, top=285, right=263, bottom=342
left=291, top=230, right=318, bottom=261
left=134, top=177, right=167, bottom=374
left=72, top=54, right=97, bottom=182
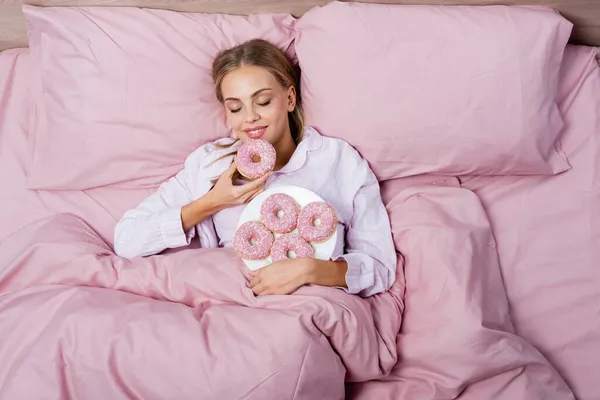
left=233, top=221, right=274, bottom=260
left=260, top=193, right=300, bottom=234
left=235, top=139, right=276, bottom=180
left=298, top=202, right=338, bottom=243
left=270, top=234, right=314, bottom=262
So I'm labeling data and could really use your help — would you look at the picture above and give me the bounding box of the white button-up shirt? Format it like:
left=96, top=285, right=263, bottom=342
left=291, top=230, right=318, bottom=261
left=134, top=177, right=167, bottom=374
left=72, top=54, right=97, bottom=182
left=114, top=127, right=396, bottom=297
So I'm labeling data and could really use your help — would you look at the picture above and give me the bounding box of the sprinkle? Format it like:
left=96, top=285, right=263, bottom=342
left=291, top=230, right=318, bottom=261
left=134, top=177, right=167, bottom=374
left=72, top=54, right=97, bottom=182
left=260, top=193, right=300, bottom=234
left=233, top=221, right=274, bottom=260
left=235, top=139, right=276, bottom=179
left=271, top=234, right=314, bottom=262
left=298, top=202, right=338, bottom=243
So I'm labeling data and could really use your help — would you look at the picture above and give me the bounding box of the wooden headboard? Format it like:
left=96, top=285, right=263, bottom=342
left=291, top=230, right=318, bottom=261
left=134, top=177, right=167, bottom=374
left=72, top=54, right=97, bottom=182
left=1, top=0, right=599, bottom=51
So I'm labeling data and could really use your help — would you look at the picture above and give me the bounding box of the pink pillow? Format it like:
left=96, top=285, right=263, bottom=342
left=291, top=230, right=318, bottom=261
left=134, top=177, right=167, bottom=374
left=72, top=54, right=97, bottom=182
left=295, top=2, right=573, bottom=180
left=24, top=5, right=295, bottom=190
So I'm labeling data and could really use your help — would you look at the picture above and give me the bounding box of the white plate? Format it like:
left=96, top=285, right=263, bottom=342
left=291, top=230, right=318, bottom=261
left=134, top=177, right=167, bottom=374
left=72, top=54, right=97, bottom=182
left=236, top=185, right=338, bottom=270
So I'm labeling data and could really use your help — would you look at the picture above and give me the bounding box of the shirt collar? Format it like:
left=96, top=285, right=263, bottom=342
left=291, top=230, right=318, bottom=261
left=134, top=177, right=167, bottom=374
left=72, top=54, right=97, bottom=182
left=277, top=126, right=323, bottom=174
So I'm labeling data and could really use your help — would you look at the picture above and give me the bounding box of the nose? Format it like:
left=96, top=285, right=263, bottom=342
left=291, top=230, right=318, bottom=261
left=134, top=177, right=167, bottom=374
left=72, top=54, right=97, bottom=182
left=245, top=106, right=260, bottom=123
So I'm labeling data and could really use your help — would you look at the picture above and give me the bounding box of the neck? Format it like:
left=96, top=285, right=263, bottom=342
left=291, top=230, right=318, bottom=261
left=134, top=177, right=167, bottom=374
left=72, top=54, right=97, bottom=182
left=273, top=127, right=297, bottom=170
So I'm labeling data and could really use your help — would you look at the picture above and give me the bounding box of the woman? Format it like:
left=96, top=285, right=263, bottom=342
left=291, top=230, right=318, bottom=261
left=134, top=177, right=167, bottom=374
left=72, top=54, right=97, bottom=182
left=114, top=39, right=396, bottom=298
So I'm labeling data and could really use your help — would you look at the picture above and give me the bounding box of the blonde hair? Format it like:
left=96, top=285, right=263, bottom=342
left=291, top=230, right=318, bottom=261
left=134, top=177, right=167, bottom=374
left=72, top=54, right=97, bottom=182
left=212, top=38, right=304, bottom=144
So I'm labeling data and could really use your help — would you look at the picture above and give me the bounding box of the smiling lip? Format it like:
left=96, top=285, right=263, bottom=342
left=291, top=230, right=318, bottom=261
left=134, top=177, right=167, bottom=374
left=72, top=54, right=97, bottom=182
left=244, top=126, right=268, bottom=139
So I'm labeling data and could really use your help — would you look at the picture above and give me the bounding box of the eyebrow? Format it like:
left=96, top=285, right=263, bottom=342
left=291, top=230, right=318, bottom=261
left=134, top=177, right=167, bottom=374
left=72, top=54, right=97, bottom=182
left=224, top=88, right=272, bottom=102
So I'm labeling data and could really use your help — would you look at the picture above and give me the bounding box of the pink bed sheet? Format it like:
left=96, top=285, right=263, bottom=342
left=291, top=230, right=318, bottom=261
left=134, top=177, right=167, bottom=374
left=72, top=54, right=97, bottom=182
left=0, top=45, right=598, bottom=399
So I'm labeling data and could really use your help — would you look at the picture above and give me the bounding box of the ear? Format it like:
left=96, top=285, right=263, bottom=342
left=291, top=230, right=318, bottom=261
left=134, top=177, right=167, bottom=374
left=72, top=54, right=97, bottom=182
left=287, top=86, right=297, bottom=112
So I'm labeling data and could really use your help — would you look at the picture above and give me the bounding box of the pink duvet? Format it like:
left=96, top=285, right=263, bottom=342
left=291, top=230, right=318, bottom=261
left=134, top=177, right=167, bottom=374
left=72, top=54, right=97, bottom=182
left=1, top=45, right=599, bottom=399
left=0, top=214, right=401, bottom=399
left=0, top=195, right=570, bottom=399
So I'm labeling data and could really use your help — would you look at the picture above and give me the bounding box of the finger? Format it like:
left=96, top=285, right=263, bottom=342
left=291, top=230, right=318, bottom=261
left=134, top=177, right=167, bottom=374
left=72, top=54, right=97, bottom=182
left=239, top=186, right=264, bottom=203
left=236, top=182, right=265, bottom=199
left=257, top=285, right=274, bottom=296
left=246, top=188, right=265, bottom=203
left=223, top=161, right=238, bottom=178
left=252, top=283, right=266, bottom=295
left=242, top=171, right=272, bottom=192
left=255, top=171, right=272, bottom=185
left=250, top=276, right=261, bottom=288
left=233, top=181, right=262, bottom=200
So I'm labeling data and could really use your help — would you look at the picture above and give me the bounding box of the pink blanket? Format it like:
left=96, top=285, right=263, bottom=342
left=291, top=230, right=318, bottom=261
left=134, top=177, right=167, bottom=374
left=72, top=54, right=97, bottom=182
left=0, top=189, right=572, bottom=399
left=0, top=214, right=401, bottom=399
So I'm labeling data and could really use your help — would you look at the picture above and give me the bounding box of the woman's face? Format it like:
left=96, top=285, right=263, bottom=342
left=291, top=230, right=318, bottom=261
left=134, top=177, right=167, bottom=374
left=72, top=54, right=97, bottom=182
left=221, top=65, right=296, bottom=145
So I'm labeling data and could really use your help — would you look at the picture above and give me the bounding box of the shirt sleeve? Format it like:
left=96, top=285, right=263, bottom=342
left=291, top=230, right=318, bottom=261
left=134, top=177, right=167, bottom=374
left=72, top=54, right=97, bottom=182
left=334, top=158, right=397, bottom=297
left=113, top=153, right=201, bottom=259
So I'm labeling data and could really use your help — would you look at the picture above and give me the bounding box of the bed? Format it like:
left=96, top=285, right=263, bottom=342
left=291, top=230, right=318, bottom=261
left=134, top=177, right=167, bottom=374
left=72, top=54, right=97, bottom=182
left=0, top=1, right=599, bottom=399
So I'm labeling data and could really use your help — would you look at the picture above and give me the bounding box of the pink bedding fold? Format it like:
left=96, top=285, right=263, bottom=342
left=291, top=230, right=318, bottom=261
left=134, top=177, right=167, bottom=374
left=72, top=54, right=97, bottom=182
left=348, top=182, right=574, bottom=399
left=0, top=214, right=401, bottom=399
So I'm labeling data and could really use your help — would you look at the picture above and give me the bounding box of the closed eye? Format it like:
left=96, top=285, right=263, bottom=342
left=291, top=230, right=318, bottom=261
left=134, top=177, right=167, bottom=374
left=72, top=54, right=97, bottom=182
left=230, top=108, right=242, bottom=113
left=258, top=100, right=271, bottom=107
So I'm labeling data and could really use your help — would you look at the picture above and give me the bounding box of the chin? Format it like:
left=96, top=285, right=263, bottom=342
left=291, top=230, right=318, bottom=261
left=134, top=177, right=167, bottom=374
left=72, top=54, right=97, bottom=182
left=260, top=127, right=278, bottom=143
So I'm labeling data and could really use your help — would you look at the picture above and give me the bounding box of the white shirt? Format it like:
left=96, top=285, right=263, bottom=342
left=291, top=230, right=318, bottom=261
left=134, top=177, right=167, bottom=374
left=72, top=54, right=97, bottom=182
left=114, top=127, right=396, bottom=297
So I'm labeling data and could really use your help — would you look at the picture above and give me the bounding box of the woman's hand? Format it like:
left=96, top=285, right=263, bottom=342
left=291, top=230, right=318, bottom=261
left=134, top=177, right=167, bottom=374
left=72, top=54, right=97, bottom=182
left=248, top=258, right=314, bottom=296
left=248, top=258, right=349, bottom=296
left=210, top=161, right=271, bottom=208
left=180, top=161, right=270, bottom=232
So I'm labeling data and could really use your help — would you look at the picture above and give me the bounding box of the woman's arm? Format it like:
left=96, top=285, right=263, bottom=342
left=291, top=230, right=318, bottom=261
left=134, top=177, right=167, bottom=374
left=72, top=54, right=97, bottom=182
left=333, top=158, right=397, bottom=297
left=248, top=258, right=348, bottom=296
left=115, top=157, right=269, bottom=259
left=249, top=156, right=396, bottom=297
left=249, top=180, right=395, bottom=298
left=247, top=140, right=395, bottom=297
left=181, top=162, right=269, bottom=231
left=180, top=193, right=222, bottom=232
left=114, top=159, right=200, bottom=259
left=304, top=259, right=349, bottom=288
